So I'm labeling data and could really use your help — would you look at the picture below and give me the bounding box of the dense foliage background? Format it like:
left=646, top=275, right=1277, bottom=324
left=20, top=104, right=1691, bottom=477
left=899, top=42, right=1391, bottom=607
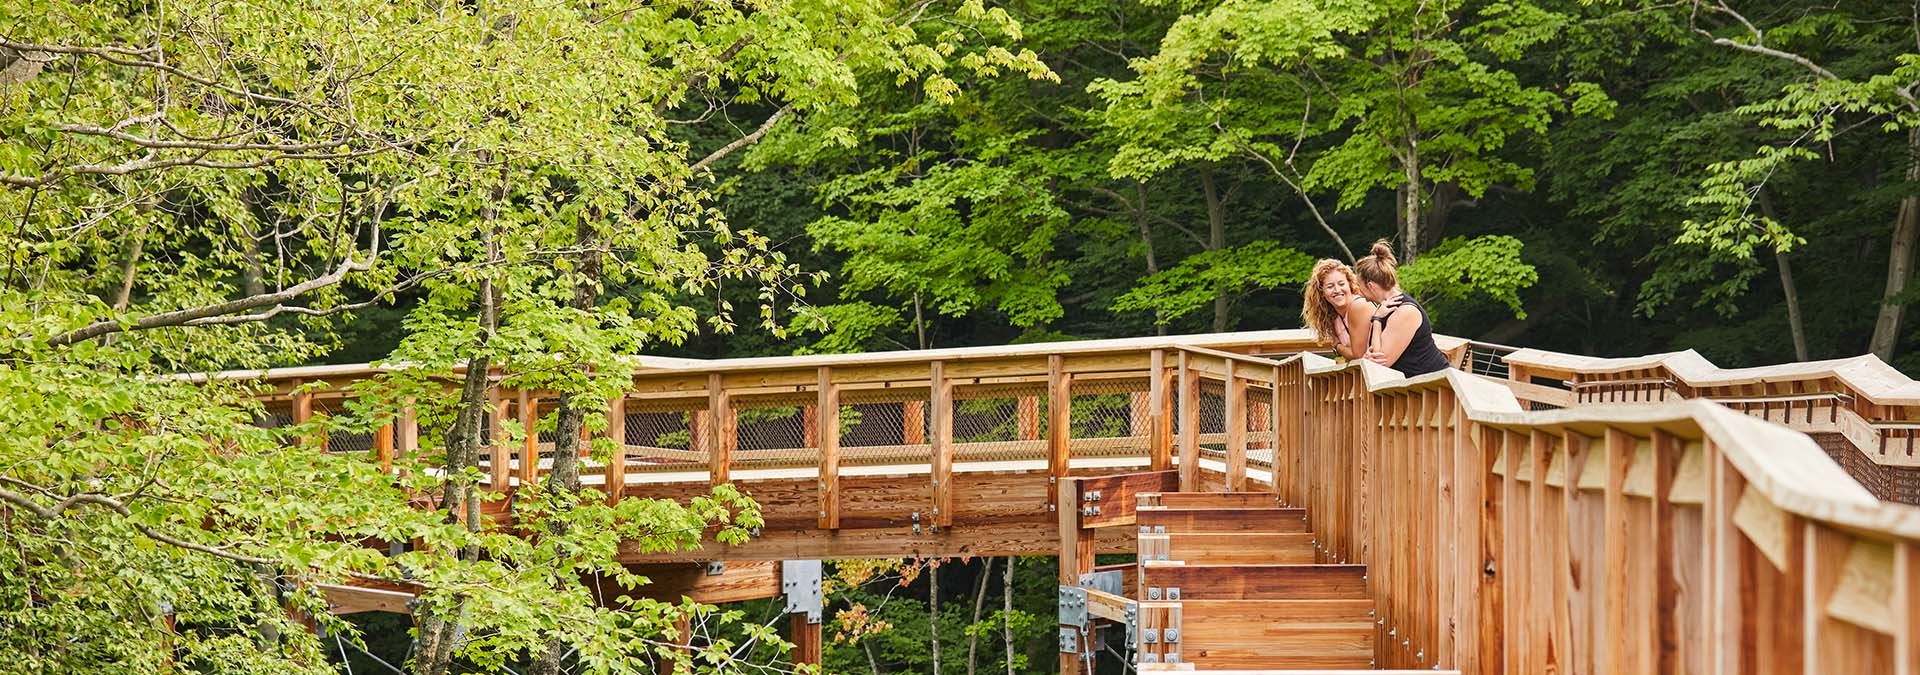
left=9, top=0, right=1920, bottom=673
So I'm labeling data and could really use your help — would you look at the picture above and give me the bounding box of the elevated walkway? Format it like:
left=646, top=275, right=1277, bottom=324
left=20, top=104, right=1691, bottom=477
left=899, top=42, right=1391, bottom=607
left=219, top=331, right=1920, bottom=673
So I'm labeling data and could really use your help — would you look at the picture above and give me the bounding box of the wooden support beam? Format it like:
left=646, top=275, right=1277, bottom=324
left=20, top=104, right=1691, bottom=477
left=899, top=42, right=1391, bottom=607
left=708, top=373, right=735, bottom=486
left=791, top=612, right=822, bottom=666
left=519, top=390, right=539, bottom=487
left=605, top=396, right=628, bottom=504
left=1898, top=541, right=1919, bottom=675
left=1057, top=475, right=1093, bottom=675
left=817, top=367, right=840, bottom=530
left=398, top=400, right=418, bottom=458
left=1149, top=349, right=1172, bottom=471
left=490, top=393, right=511, bottom=490
left=1047, top=355, right=1072, bottom=506
left=1225, top=360, right=1248, bottom=491
left=1019, top=395, right=1040, bottom=441
left=374, top=422, right=394, bottom=472
left=1178, top=351, right=1200, bottom=492
left=1270, top=364, right=1286, bottom=501
left=931, top=361, right=954, bottom=528
left=903, top=400, right=925, bottom=445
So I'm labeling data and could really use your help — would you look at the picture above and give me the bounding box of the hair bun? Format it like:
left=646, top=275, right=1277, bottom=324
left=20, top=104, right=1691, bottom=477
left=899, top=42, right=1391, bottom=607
left=1369, top=241, right=1396, bottom=263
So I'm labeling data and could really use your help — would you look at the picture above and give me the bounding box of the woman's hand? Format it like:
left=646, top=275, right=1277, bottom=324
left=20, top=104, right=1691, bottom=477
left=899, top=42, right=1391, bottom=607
left=1364, top=346, right=1389, bottom=365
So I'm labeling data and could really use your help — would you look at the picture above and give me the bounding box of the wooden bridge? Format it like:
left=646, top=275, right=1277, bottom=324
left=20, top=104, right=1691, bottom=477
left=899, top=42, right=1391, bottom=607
left=220, top=330, right=1920, bottom=674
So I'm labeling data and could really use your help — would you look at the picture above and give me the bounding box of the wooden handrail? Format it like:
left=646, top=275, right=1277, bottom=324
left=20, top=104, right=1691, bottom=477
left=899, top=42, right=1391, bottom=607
left=1286, top=356, right=1920, bottom=672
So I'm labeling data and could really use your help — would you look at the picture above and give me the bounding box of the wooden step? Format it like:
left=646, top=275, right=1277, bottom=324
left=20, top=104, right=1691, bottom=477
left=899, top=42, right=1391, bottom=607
left=1137, top=506, right=1308, bottom=533
left=1162, top=532, right=1315, bottom=564
left=1143, top=492, right=1282, bottom=509
left=1140, top=563, right=1367, bottom=600
left=1168, top=599, right=1375, bottom=669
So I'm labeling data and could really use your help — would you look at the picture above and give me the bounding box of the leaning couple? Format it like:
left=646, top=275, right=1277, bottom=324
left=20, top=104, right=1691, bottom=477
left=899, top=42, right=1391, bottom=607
left=1300, top=240, right=1452, bottom=378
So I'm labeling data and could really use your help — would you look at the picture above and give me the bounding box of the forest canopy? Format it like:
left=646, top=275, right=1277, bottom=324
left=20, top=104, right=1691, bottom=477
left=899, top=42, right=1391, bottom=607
left=5, top=0, right=1920, bottom=673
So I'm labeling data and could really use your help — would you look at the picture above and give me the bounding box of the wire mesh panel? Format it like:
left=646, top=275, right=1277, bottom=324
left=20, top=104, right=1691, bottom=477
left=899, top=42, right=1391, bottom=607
left=1247, top=386, right=1276, bottom=469
left=620, top=399, right=707, bottom=475
left=838, top=388, right=931, bottom=467
left=314, top=398, right=374, bottom=454
left=1197, top=379, right=1228, bottom=460
left=255, top=402, right=294, bottom=429
left=950, top=384, right=1049, bottom=464
left=1068, top=376, right=1150, bottom=459
left=731, top=393, right=813, bottom=470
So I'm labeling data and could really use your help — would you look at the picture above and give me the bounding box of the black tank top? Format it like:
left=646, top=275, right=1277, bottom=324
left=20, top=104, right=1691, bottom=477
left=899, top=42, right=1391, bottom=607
left=1372, top=295, right=1451, bottom=377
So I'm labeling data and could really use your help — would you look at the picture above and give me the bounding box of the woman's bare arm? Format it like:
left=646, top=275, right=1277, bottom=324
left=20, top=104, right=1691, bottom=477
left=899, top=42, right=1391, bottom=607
left=1337, top=299, right=1376, bottom=360
left=1368, top=304, right=1423, bottom=366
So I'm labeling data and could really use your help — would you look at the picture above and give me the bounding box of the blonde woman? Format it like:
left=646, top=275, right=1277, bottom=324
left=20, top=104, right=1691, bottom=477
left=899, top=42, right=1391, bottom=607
left=1301, top=259, right=1377, bottom=361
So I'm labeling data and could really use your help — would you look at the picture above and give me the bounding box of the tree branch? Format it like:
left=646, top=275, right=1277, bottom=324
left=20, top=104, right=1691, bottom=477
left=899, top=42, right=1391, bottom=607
left=689, top=107, right=789, bottom=175
left=49, top=248, right=377, bottom=347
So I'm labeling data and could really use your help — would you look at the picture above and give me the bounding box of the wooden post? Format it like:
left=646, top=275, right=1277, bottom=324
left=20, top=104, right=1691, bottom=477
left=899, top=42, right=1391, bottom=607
left=1601, top=429, right=1633, bottom=674
left=605, top=396, right=628, bottom=504
left=1225, top=360, right=1247, bottom=491
left=1148, top=349, right=1172, bottom=470
left=903, top=400, right=925, bottom=445
left=1177, top=351, right=1200, bottom=492
left=708, top=373, right=734, bottom=486
left=374, top=422, right=395, bottom=472
left=1271, top=365, right=1286, bottom=500
left=519, top=391, right=541, bottom=487
left=490, top=393, right=511, bottom=489
left=790, top=613, right=822, bottom=666
left=1057, top=476, right=1092, bottom=675
left=1651, top=431, right=1680, bottom=674
left=817, top=367, right=840, bottom=530
left=1897, top=541, right=1918, bottom=675
left=1019, top=395, right=1040, bottom=441
left=1047, top=355, right=1072, bottom=506
left=930, top=362, right=954, bottom=528
left=398, top=400, right=418, bottom=457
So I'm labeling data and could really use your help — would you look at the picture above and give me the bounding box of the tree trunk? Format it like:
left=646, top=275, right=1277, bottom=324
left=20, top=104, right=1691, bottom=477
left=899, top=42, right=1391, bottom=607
left=528, top=220, right=603, bottom=675
left=930, top=562, right=942, bottom=675
left=1200, top=169, right=1229, bottom=332
left=1871, top=126, right=1920, bottom=361
left=1134, top=181, right=1166, bottom=337
left=966, top=558, right=992, bottom=675
left=1755, top=189, right=1810, bottom=361
left=1399, top=142, right=1423, bottom=263
left=913, top=292, right=928, bottom=350
left=414, top=169, right=506, bottom=675
left=1002, top=557, right=1014, bottom=675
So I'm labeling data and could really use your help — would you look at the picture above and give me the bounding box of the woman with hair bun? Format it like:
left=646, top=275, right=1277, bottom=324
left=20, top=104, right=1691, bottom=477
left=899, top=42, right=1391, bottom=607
left=1300, top=259, right=1376, bottom=361
left=1353, top=240, right=1451, bottom=377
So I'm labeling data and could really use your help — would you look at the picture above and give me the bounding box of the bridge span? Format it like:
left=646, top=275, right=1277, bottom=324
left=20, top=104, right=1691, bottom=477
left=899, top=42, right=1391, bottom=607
left=220, top=330, right=1920, bottom=673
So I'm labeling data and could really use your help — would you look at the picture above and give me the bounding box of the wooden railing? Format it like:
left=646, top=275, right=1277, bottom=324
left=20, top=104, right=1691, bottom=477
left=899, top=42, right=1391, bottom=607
left=1283, top=354, right=1920, bottom=673
left=1502, top=348, right=1920, bottom=503
left=211, top=330, right=1920, bottom=673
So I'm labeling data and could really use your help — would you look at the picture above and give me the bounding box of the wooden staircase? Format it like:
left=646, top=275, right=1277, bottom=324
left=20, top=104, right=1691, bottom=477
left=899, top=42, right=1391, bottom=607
left=1133, top=491, right=1377, bottom=670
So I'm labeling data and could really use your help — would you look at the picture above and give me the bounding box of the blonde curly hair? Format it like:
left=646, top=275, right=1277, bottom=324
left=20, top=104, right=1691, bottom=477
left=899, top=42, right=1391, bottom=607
left=1301, top=258, right=1358, bottom=346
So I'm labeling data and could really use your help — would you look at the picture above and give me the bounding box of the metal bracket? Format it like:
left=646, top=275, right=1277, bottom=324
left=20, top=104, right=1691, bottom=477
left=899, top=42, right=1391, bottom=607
left=1146, top=586, right=1161, bottom=601
left=1165, top=651, right=1181, bottom=664
left=1057, top=585, right=1089, bottom=629
left=1142, top=628, right=1159, bottom=644
left=1077, top=569, right=1123, bottom=596
left=1057, top=627, right=1079, bottom=654
left=704, top=561, right=725, bottom=576
left=1164, top=627, right=1181, bottom=643
left=781, top=560, right=823, bottom=624
left=1123, top=602, right=1138, bottom=651
left=1141, top=653, right=1160, bottom=664
left=1165, top=586, right=1181, bottom=601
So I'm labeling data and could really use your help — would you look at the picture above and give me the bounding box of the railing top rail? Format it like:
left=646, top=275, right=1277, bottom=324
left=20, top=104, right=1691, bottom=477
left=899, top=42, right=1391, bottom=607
left=1172, top=344, right=1290, bottom=369
left=1504, top=347, right=1920, bottom=405
left=1314, top=355, right=1920, bottom=540
left=183, top=329, right=1329, bottom=385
